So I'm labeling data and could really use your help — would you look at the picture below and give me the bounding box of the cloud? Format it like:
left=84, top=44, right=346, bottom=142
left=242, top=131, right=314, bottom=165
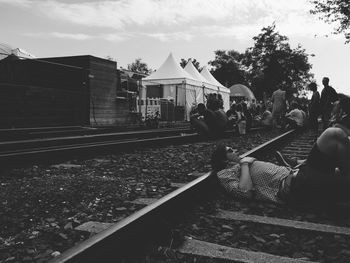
left=23, top=31, right=130, bottom=42
left=3, top=0, right=341, bottom=42
left=0, top=0, right=288, bottom=29
left=50, top=32, right=92, bottom=40
left=146, top=32, right=193, bottom=42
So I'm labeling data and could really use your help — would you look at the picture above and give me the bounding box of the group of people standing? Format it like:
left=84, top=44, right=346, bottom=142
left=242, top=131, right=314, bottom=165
left=271, top=77, right=339, bottom=132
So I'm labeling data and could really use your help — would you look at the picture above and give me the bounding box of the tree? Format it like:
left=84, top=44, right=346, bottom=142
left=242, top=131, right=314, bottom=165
left=243, top=24, right=313, bottom=99
left=127, top=58, right=152, bottom=75
left=180, top=58, right=203, bottom=71
left=208, top=50, right=247, bottom=88
left=310, top=0, right=350, bottom=43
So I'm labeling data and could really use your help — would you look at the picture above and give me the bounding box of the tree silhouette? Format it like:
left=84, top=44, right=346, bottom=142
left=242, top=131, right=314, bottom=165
left=127, top=58, right=152, bottom=74
left=208, top=50, right=247, bottom=88
left=310, top=0, right=350, bottom=43
left=180, top=58, right=203, bottom=71
left=243, top=24, right=313, bottom=99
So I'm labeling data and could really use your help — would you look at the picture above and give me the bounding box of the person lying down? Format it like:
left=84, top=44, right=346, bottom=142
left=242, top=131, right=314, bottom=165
left=211, top=125, right=350, bottom=206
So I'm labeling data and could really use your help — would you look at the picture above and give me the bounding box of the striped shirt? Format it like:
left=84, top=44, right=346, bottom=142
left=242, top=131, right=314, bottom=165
left=217, top=161, right=293, bottom=203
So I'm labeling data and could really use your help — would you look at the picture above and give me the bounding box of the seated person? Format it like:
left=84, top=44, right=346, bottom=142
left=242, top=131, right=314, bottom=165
left=190, top=103, right=211, bottom=136
left=285, top=101, right=306, bottom=129
left=226, top=104, right=238, bottom=130
left=236, top=104, right=246, bottom=135
left=214, top=108, right=229, bottom=136
left=190, top=102, right=227, bottom=137
left=211, top=123, right=350, bottom=206
left=260, top=105, right=273, bottom=129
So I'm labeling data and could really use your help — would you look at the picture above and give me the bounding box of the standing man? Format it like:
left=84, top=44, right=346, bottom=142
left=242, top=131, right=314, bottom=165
left=320, top=77, right=338, bottom=130
left=271, top=86, right=288, bottom=129
left=308, top=82, right=320, bottom=132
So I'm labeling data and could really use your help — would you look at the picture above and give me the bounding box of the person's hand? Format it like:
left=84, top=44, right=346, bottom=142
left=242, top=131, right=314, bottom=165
left=239, top=157, right=256, bottom=165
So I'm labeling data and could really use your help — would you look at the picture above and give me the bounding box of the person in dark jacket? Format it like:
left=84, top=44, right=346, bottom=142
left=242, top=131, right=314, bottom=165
left=320, top=77, right=338, bottom=130
left=308, top=82, right=320, bottom=132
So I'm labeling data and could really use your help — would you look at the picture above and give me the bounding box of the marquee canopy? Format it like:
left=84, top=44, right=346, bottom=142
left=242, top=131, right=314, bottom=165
left=200, top=66, right=229, bottom=93
left=143, top=53, right=200, bottom=86
left=142, top=53, right=231, bottom=119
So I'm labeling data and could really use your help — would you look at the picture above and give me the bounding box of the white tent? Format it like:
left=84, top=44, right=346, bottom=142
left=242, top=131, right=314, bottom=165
left=142, top=53, right=202, bottom=120
left=200, top=66, right=230, bottom=111
left=184, top=59, right=212, bottom=106
left=229, top=84, right=256, bottom=102
left=0, top=43, right=36, bottom=60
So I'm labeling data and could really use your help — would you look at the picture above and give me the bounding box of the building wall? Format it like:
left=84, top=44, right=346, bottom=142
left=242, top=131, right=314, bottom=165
left=0, top=55, right=143, bottom=128
left=45, top=56, right=138, bottom=126
left=0, top=57, right=87, bottom=128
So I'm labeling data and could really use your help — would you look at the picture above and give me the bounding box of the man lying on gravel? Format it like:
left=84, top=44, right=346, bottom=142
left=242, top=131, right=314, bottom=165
left=211, top=118, right=350, bottom=206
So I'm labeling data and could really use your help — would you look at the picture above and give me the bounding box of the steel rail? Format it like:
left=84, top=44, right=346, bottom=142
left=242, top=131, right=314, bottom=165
left=0, top=133, right=200, bottom=167
left=0, top=127, right=193, bottom=151
left=0, top=125, right=191, bottom=140
left=50, top=128, right=297, bottom=263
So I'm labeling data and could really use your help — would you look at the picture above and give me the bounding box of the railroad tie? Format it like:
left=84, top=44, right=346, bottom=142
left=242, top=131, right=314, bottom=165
left=214, top=210, right=350, bottom=236
left=75, top=221, right=114, bottom=234
left=177, top=237, right=314, bottom=263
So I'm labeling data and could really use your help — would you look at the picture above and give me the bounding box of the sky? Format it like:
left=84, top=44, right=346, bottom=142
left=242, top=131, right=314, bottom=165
left=1, top=0, right=349, bottom=96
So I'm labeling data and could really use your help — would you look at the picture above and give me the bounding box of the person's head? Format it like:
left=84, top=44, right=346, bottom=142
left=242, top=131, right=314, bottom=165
left=197, top=103, right=206, bottom=114
left=230, top=102, right=236, bottom=110
left=322, top=77, right=329, bottom=86
left=308, top=82, right=317, bottom=92
left=236, top=104, right=243, bottom=112
left=211, top=144, right=239, bottom=171
left=290, top=101, right=299, bottom=110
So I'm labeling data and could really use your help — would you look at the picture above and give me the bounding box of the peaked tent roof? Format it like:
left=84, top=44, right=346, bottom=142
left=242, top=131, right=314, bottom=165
left=200, top=66, right=229, bottom=93
left=229, top=84, right=256, bottom=101
left=143, top=53, right=197, bottom=84
left=184, top=59, right=208, bottom=83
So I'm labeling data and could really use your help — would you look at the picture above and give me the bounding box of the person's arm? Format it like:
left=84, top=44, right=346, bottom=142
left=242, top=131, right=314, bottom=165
left=239, top=163, right=253, bottom=191
left=216, top=166, right=253, bottom=199
left=238, top=157, right=256, bottom=191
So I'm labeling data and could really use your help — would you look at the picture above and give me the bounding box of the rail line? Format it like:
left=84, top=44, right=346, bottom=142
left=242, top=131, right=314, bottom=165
left=0, top=126, right=266, bottom=168
left=0, top=127, right=197, bottom=167
left=50, top=129, right=316, bottom=263
left=51, top=128, right=350, bottom=262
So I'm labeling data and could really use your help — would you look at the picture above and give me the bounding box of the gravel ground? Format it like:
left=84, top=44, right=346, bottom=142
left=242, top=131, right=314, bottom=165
left=0, top=130, right=281, bottom=263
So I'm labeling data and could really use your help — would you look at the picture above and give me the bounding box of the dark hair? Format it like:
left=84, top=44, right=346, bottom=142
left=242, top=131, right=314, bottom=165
left=290, top=101, right=299, bottom=109
left=323, top=77, right=329, bottom=85
left=308, top=82, right=317, bottom=92
left=211, top=144, right=228, bottom=171
left=197, top=103, right=206, bottom=111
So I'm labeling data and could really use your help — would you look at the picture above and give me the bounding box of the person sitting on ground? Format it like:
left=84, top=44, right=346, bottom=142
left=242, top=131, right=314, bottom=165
left=213, top=103, right=229, bottom=136
left=242, top=101, right=252, bottom=132
left=211, top=122, right=350, bottom=206
left=190, top=103, right=211, bottom=136
left=235, top=103, right=246, bottom=135
left=226, top=103, right=238, bottom=131
left=260, top=105, right=273, bottom=129
left=284, top=101, right=306, bottom=130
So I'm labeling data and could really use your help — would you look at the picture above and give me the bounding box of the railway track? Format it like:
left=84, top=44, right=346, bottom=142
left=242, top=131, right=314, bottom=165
left=50, top=128, right=350, bottom=263
left=0, top=127, right=197, bottom=167
left=0, top=123, right=192, bottom=141
left=0, top=126, right=266, bottom=168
